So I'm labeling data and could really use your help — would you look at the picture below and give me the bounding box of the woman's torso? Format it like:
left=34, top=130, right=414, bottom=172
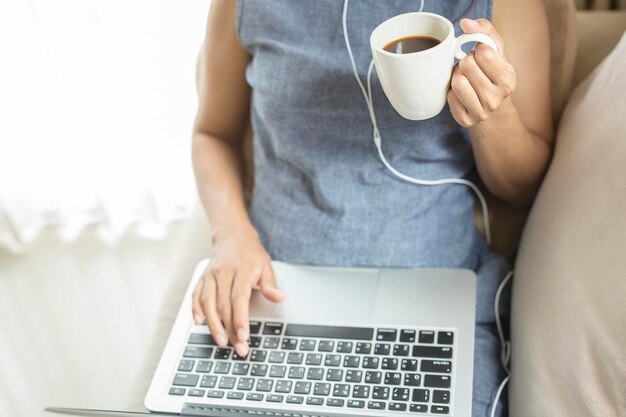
left=237, top=0, right=492, bottom=269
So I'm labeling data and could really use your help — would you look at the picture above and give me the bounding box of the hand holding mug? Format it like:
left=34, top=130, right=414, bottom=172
left=447, top=18, right=517, bottom=127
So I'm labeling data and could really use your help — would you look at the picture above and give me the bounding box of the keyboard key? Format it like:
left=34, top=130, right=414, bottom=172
left=402, top=359, right=418, bottom=371
left=251, top=364, right=268, bottom=377
left=392, top=387, right=410, bottom=401
left=332, top=384, right=350, bottom=397
left=232, top=351, right=248, bottom=361
left=307, top=367, right=324, bottom=380
left=200, top=375, right=217, bottom=388
left=410, top=404, right=428, bottom=413
left=327, top=398, right=345, bottom=407
left=355, top=342, right=371, bottom=354
left=249, top=321, right=262, bottom=334
left=300, top=339, right=316, bottom=351
left=431, top=405, right=450, bottom=414
left=248, top=336, right=262, bottom=348
left=306, top=397, right=324, bottom=406
left=287, top=352, right=304, bottom=364
left=400, top=329, right=416, bottom=343
left=286, top=395, right=304, bottom=404
left=385, top=372, right=402, bottom=385
left=285, top=324, right=374, bottom=340
left=419, top=331, right=435, bottom=344
left=433, top=390, right=450, bottom=404
left=313, top=383, right=331, bottom=396
left=381, top=357, right=398, bottom=370
left=318, top=340, right=335, bottom=352
left=326, top=369, right=343, bottom=381
left=288, top=366, right=305, bottom=379
left=376, top=328, right=397, bottom=342
left=324, top=354, right=341, bottom=367
left=363, top=356, right=379, bottom=369
left=337, top=341, right=353, bottom=353
left=390, top=402, right=408, bottom=411
left=374, top=343, right=390, bottom=355
left=237, top=378, right=254, bottom=390
left=294, top=381, right=312, bottom=394
left=421, top=360, right=452, bottom=373
left=188, top=333, right=216, bottom=345
left=206, top=390, right=224, bottom=398
left=263, top=337, right=280, bottom=349
left=281, top=338, right=298, bottom=350
left=178, top=360, right=195, bottom=372
left=246, top=393, right=264, bottom=401
left=404, top=373, right=422, bottom=387
left=267, top=394, right=284, bottom=403
left=365, top=371, right=382, bottom=384
left=347, top=399, right=365, bottom=408
left=218, top=376, right=236, bottom=389
left=412, top=388, right=430, bottom=403
left=372, top=386, right=389, bottom=400
left=424, top=374, right=451, bottom=388
left=262, top=322, right=284, bottom=336
left=188, top=388, right=205, bottom=397
left=412, top=345, right=453, bottom=359
left=352, top=385, right=370, bottom=399
left=227, top=391, right=244, bottom=400
left=169, top=387, right=185, bottom=396
left=256, top=379, right=273, bottom=392
left=343, top=355, right=360, bottom=368
left=250, top=350, right=268, bottom=362
left=306, top=353, right=323, bottom=366
left=232, top=363, right=249, bottom=375
left=268, top=351, right=285, bottom=363
left=275, top=380, right=293, bottom=393
left=393, top=344, right=410, bottom=357
left=214, top=348, right=231, bottom=360
left=269, top=365, right=286, bottom=378
left=214, top=362, right=231, bottom=374
left=183, top=346, right=213, bottom=358
left=172, top=373, right=198, bottom=387
left=438, top=331, right=454, bottom=345
left=345, top=370, right=362, bottom=383
left=368, top=401, right=386, bottom=410
left=196, top=360, right=213, bottom=373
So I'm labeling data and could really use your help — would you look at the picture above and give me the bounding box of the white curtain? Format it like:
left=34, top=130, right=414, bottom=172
left=0, top=0, right=211, bottom=253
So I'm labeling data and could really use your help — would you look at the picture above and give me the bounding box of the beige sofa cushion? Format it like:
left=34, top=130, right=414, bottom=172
left=510, top=32, right=626, bottom=417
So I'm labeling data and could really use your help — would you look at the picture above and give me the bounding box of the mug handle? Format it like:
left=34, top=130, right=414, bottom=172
left=454, top=33, right=498, bottom=60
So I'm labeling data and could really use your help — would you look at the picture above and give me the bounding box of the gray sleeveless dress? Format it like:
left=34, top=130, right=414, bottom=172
left=236, top=1, right=510, bottom=415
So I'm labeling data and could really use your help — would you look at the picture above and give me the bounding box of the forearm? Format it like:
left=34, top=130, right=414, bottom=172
left=468, top=96, right=552, bottom=210
left=192, top=132, right=258, bottom=244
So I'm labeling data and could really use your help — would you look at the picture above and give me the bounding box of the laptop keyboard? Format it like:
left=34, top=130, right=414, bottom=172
left=169, top=320, right=455, bottom=415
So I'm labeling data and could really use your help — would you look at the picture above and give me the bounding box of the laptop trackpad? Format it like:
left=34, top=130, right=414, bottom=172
left=255, top=265, right=379, bottom=323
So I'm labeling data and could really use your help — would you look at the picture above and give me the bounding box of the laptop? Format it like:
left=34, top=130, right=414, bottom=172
left=47, top=259, right=476, bottom=417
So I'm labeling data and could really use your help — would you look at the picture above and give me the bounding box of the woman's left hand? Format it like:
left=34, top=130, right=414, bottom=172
left=447, top=18, right=517, bottom=128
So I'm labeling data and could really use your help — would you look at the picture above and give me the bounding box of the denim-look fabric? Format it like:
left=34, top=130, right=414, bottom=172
left=236, top=1, right=510, bottom=415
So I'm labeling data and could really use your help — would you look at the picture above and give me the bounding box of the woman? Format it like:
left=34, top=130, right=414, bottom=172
left=191, top=0, right=552, bottom=414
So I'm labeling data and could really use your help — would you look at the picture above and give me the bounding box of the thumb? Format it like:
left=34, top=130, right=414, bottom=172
left=460, top=18, right=504, bottom=56
left=258, top=265, right=285, bottom=303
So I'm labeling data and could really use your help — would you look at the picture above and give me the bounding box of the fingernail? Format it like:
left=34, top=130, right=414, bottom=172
left=215, top=333, right=228, bottom=346
left=237, top=328, right=248, bottom=342
left=235, top=343, right=248, bottom=357
left=193, top=314, right=202, bottom=324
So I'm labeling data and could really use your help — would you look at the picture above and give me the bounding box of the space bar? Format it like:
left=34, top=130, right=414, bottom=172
left=285, top=324, right=374, bottom=340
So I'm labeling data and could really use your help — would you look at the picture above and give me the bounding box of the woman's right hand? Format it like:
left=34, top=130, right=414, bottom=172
left=191, top=227, right=285, bottom=357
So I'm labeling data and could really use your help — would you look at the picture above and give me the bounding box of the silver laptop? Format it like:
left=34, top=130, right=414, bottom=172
left=143, top=259, right=476, bottom=417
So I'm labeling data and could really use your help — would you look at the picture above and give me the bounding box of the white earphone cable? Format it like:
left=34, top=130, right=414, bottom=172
left=342, top=0, right=491, bottom=245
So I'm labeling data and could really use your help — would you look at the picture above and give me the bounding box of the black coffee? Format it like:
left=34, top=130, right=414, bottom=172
left=383, top=35, right=441, bottom=54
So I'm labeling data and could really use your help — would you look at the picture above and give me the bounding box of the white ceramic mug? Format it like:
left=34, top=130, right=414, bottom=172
left=370, top=12, right=498, bottom=121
